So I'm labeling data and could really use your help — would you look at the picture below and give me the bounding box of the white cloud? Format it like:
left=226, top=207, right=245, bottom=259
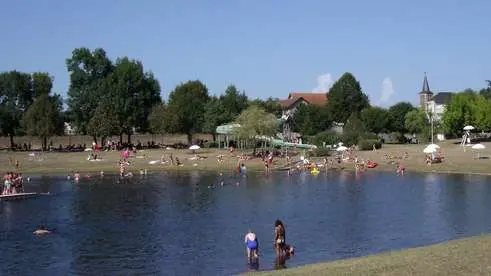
left=312, top=73, right=334, bottom=93
left=380, top=77, right=395, bottom=104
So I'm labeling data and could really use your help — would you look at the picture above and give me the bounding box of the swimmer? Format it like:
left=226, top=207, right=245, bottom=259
left=245, top=229, right=259, bottom=260
left=33, top=226, right=51, bottom=235
left=73, top=171, right=81, bottom=182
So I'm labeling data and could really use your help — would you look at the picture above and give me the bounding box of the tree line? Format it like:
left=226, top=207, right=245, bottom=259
left=0, top=47, right=283, bottom=149
left=1, top=47, right=489, bottom=150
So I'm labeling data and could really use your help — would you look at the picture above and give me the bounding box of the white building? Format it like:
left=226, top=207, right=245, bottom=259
left=419, top=73, right=454, bottom=140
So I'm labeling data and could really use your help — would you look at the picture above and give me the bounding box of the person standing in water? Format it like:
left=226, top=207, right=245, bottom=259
left=245, top=229, right=259, bottom=260
left=274, top=219, right=286, bottom=256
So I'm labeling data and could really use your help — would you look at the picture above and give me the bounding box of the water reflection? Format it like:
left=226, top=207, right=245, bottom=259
left=1, top=171, right=491, bottom=275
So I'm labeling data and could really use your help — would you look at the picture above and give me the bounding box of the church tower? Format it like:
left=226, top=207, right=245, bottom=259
left=419, top=72, right=433, bottom=111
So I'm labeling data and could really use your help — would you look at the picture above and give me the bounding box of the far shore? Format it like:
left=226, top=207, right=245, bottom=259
left=250, top=234, right=491, bottom=275
left=0, top=140, right=490, bottom=176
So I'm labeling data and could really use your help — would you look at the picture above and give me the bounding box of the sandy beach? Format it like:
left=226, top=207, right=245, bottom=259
left=1, top=139, right=489, bottom=176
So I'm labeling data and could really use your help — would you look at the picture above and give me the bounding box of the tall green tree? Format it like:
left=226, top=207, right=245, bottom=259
left=203, top=96, right=231, bottom=140
left=388, top=102, right=415, bottom=133
left=249, top=97, right=282, bottom=117
left=148, top=104, right=180, bottom=135
left=442, top=91, right=477, bottom=136
left=327, top=72, right=369, bottom=123
left=292, top=104, right=332, bottom=136
left=0, top=71, right=34, bottom=148
left=167, top=80, right=210, bottom=143
left=473, top=95, right=491, bottom=131
left=22, top=94, right=63, bottom=150
left=220, top=85, right=248, bottom=118
left=86, top=101, right=120, bottom=145
left=404, top=109, right=427, bottom=134
left=479, top=80, right=491, bottom=100
left=32, top=72, right=53, bottom=97
left=233, top=105, right=277, bottom=153
left=360, top=106, right=390, bottom=134
left=103, top=57, right=161, bottom=143
left=66, top=48, right=113, bottom=137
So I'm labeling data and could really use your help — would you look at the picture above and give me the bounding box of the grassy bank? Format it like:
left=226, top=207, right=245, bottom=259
left=252, top=235, right=491, bottom=276
left=0, top=140, right=490, bottom=175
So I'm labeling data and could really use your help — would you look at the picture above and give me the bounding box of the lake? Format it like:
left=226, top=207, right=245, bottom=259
left=1, top=170, right=491, bottom=275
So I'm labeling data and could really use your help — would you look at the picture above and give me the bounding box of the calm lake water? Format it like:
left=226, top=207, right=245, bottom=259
left=2, top=170, right=491, bottom=275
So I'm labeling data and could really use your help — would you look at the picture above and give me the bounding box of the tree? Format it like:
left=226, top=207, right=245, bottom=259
left=343, top=112, right=366, bottom=145
left=388, top=102, right=415, bottom=133
left=66, top=48, right=113, bottom=137
left=292, top=104, right=332, bottom=136
left=32, top=72, right=53, bottom=97
left=148, top=104, right=180, bottom=135
left=167, top=80, right=210, bottom=143
left=249, top=97, right=282, bottom=117
left=220, top=85, right=248, bottom=118
left=473, top=95, right=491, bottom=131
left=360, top=107, right=390, bottom=134
left=86, top=102, right=120, bottom=145
left=479, top=80, right=491, bottom=100
left=442, top=92, right=477, bottom=136
left=103, top=57, right=161, bottom=143
left=234, top=105, right=277, bottom=153
left=22, top=94, right=62, bottom=150
left=404, top=109, right=427, bottom=134
left=203, top=97, right=232, bottom=140
left=0, top=71, right=34, bottom=148
left=327, top=72, right=369, bottom=123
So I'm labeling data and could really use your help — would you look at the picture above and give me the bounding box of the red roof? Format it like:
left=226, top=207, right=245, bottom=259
left=289, top=93, right=328, bottom=105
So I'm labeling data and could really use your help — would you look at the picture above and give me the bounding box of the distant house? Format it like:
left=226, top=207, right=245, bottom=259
left=418, top=73, right=455, bottom=141
left=64, top=122, right=76, bottom=135
left=279, top=92, right=328, bottom=117
left=419, top=73, right=454, bottom=122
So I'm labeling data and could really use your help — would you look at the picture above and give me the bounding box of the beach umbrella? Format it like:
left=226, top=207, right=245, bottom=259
left=426, top=144, right=440, bottom=149
left=189, top=145, right=200, bottom=150
left=336, top=146, right=348, bottom=152
left=472, top=143, right=486, bottom=159
left=472, top=143, right=485, bottom=150
left=463, top=125, right=475, bottom=131
left=423, top=146, right=437, bottom=154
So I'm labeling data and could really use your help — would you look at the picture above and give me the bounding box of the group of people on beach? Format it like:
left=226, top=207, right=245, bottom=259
left=244, top=219, right=295, bottom=269
left=2, top=172, right=24, bottom=195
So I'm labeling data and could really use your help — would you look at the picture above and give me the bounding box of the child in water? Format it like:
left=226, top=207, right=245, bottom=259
left=244, top=230, right=259, bottom=260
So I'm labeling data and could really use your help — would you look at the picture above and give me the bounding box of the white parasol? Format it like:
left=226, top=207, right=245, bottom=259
left=423, top=146, right=437, bottom=154
left=472, top=143, right=485, bottom=150
left=189, top=145, right=200, bottom=150
left=427, top=143, right=440, bottom=149
left=472, top=143, right=486, bottom=159
left=463, top=125, right=475, bottom=131
left=336, top=146, right=348, bottom=152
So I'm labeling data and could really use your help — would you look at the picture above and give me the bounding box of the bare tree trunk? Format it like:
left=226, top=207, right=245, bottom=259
left=127, top=132, right=132, bottom=145
left=187, top=133, right=192, bottom=145
left=119, top=132, right=123, bottom=144
left=9, top=134, right=14, bottom=150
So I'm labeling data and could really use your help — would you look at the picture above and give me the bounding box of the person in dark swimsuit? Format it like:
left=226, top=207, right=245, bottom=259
left=274, top=219, right=286, bottom=256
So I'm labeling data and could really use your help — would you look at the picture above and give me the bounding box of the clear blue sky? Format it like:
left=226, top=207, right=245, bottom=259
left=1, top=0, right=490, bottom=107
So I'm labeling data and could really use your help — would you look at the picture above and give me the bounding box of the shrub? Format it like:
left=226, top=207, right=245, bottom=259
left=358, top=139, right=382, bottom=151
left=311, top=147, right=331, bottom=157
left=309, top=131, right=343, bottom=147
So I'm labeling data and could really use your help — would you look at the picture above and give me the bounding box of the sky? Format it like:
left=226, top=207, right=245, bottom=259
left=1, top=0, right=490, bottom=107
